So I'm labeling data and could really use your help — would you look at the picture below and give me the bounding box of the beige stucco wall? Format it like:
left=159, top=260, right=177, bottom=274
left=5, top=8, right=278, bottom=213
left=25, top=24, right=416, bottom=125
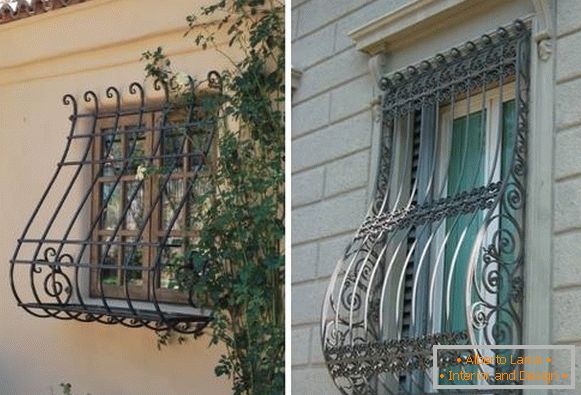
left=0, top=1, right=236, bottom=394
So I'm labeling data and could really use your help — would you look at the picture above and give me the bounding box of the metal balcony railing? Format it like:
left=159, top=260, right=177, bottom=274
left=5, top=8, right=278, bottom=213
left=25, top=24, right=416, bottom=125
left=321, top=20, right=530, bottom=394
left=10, top=72, right=223, bottom=334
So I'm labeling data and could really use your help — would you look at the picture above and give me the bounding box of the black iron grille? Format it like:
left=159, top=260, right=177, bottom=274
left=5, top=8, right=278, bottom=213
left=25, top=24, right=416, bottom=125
left=10, top=72, right=222, bottom=333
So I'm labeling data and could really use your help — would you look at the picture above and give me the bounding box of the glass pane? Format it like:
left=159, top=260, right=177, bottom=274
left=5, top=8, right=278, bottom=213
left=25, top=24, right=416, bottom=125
left=189, top=130, right=207, bottom=171
left=100, top=237, right=120, bottom=286
left=125, top=181, right=144, bottom=230
left=161, top=178, right=184, bottom=231
left=126, top=124, right=146, bottom=173
left=501, top=100, right=516, bottom=181
left=101, top=182, right=121, bottom=231
left=187, top=174, right=212, bottom=231
left=159, top=237, right=183, bottom=290
left=441, top=111, right=486, bottom=385
left=102, top=128, right=123, bottom=176
left=162, top=125, right=185, bottom=171
left=444, top=109, right=485, bottom=332
left=448, top=110, right=486, bottom=195
left=123, top=237, right=144, bottom=287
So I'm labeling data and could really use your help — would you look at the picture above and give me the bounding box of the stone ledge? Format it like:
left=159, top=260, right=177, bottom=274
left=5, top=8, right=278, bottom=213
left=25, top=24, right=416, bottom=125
left=348, top=0, right=503, bottom=55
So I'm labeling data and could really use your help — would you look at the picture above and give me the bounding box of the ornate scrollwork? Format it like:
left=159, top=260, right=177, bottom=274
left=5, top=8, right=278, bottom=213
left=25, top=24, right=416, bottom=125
left=322, top=20, right=530, bottom=394
left=325, top=331, right=469, bottom=379
left=10, top=76, right=220, bottom=334
left=33, top=247, right=73, bottom=304
left=358, top=181, right=502, bottom=241
left=380, top=21, right=527, bottom=120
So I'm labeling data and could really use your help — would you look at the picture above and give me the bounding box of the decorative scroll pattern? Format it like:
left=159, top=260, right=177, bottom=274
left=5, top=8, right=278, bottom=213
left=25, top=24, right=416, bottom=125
left=379, top=26, right=523, bottom=120
left=321, top=20, right=530, bottom=394
left=357, top=181, right=501, bottom=241
left=33, top=247, right=73, bottom=305
left=0, top=0, right=87, bottom=24
left=327, top=332, right=468, bottom=379
left=10, top=72, right=222, bottom=334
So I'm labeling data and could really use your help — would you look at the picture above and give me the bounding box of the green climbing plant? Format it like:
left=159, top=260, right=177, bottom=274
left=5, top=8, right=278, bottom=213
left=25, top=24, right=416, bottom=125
left=142, top=1, right=284, bottom=394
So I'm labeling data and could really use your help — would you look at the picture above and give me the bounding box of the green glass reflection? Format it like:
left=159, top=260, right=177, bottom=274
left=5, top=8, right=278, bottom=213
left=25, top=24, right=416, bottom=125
left=126, top=124, right=146, bottom=173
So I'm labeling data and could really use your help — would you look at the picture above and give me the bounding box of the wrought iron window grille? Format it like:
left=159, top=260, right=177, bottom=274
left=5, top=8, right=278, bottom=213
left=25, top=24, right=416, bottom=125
left=10, top=72, right=223, bottom=334
left=321, top=20, right=530, bottom=394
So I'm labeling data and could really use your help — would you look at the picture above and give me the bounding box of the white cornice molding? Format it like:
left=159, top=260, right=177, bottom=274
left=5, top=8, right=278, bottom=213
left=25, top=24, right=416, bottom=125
left=349, top=0, right=554, bottom=56
left=349, top=0, right=555, bottom=81
left=348, top=0, right=495, bottom=55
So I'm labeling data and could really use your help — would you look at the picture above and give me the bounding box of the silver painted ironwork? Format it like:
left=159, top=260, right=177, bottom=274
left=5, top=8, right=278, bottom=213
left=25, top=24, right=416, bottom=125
left=321, top=20, right=530, bottom=394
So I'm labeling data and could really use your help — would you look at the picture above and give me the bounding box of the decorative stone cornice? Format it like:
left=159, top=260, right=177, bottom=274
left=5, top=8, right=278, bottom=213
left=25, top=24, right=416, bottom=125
left=348, top=0, right=495, bottom=56
left=349, top=0, right=555, bottom=86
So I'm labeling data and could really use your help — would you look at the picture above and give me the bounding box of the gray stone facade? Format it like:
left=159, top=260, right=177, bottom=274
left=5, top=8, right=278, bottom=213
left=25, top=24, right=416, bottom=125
left=292, top=1, right=407, bottom=392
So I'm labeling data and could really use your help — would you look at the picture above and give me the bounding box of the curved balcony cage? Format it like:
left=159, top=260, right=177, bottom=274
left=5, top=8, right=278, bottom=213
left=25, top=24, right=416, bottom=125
left=321, top=20, right=530, bottom=394
left=10, top=72, right=223, bottom=334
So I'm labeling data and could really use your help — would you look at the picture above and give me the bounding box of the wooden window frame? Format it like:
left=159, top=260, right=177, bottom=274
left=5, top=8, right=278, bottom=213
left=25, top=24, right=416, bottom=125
left=89, top=102, right=216, bottom=305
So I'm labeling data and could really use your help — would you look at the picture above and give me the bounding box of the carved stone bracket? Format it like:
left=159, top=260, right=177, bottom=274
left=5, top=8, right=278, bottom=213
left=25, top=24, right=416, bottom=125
left=368, top=53, right=389, bottom=87
left=368, top=53, right=388, bottom=119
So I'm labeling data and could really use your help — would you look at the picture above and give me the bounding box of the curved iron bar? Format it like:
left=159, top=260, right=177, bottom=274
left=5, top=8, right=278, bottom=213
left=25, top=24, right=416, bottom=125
left=61, top=84, right=156, bottom=327
left=148, top=75, right=199, bottom=331
left=31, top=91, right=98, bottom=321
left=321, top=20, right=530, bottom=394
left=148, top=72, right=222, bottom=334
left=10, top=94, right=78, bottom=318
left=10, top=72, right=221, bottom=332
left=119, top=77, right=197, bottom=332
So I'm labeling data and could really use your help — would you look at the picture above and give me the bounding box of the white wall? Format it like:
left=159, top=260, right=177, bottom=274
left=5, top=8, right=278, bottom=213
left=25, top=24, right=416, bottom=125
left=0, top=1, right=235, bottom=394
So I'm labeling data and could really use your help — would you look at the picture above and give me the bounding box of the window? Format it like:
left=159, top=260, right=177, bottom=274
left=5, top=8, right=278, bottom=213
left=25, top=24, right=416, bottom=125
left=90, top=107, right=214, bottom=304
left=321, top=21, right=529, bottom=394
left=11, top=73, right=222, bottom=333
